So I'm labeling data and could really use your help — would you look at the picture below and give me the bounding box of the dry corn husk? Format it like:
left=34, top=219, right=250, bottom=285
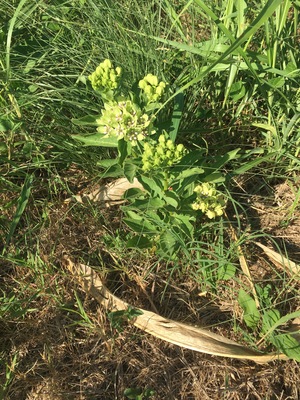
left=63, top=255, right=288, bottom=363
left=65, top=177, right=143, bottom=206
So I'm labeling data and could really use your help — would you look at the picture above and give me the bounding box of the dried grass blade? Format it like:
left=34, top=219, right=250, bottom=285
left=255, top=242, right=300, bottom=277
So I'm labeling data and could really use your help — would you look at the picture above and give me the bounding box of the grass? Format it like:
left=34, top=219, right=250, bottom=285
left=1, top=0, right=300, bottom=398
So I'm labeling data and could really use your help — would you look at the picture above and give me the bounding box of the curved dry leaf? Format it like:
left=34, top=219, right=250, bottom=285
left=65, top=177, right=144, bottom=205
left=63, top=255, right=288, bottom=364
left=255, top=242, right=300, bottom=277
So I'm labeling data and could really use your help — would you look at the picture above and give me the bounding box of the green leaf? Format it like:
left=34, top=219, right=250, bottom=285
left=123, top=188, right=144, bottom=200
left=118, top=138, right=131, bottom=166
left=272, top=333, right=300, bottom=362
left=124, top=387, right=143, bottom=399
left=138, top=175, right=164, bottom=198
left=123, top=197, right=165, bottom=211
left=238, top=289, right=260, bottom=330
left=172, top=150, right=206, bottom=171
left=163, top=191, right=179, bottom=208
left=72, top=115, right=99, bottom=126
left=126, top=236, right=153, bottom=249
left=98, top=163, right=123, bottom=178
left=5, top=174, right=33, bottom=247
left=208, top=148, right=241, bottom=171
left=229, top=81, right=246, bottom=101
left=72, top=133, right=118, bottom=147
left=123, top=211, right=157, bottom=234
left=124, top=162, right=137, bottom=183
left=174, top=167, right=204, bottom=181
left=203, top=172, right=225, bottom=183
left=258, top=309, right=300, bottom=342
left=97, top=159, right=118, bottom=168
left=173, top=214, right=194, bottom=239
left=262, top=309, right=281, bottom=334
left=169, top=91, right=184, bottom=141
left=0, top=118, right=13, bottom=132
left=158, top=230, right=178, bottom=258
left=218, top=264, right=236, bottom=280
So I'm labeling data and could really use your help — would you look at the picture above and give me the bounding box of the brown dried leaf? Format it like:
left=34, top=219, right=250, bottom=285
left=255, top=242, right=300, bottom=277
left=63, top=255, right=288, bottom=364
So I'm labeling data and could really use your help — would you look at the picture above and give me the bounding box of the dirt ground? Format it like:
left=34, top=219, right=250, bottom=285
left=1, top=177, right=299, bottom=400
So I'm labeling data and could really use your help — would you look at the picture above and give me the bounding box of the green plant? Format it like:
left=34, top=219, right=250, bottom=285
left=124, top=387, right=155, bottom=400
left=238, top=286, right=300, bottom=362
left=73, top=59, right=245, bottom=260
left=0, top=352, right=18, bottom=398
left=108, top=306, right=143, bottom=333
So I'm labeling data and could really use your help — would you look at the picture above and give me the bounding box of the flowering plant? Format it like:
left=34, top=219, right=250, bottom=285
left=72, top=59, right=241, bottom=259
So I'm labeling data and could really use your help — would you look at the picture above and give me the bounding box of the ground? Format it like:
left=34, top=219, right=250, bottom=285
left=1, top=174, right=300, bottom=400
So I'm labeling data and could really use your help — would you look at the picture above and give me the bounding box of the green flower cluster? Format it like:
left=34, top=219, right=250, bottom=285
left=89, top=59, right=121, bottom=92
left=139, top=74, right=166, bottom=103
left=142, top=134, right=186, bottom=172
left=192, top=183, right=225, bottom=219
left=96, top=99, right=155, bottom=145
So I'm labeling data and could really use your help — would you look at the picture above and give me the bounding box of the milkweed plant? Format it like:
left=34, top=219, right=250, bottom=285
left=73, top=59, right=241, bottom=260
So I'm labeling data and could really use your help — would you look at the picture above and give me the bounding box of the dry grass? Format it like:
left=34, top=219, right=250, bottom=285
left=1, top=175, right=300, bottom=399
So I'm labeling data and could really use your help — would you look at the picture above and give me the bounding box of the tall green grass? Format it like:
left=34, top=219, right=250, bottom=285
left=146, top=0, right=300, bottom=163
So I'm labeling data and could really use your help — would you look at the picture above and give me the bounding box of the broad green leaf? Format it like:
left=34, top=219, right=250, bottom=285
left=238, top=289, right=261, bottom=330
left=124, top=162, right=137, bottom=183
left=118, top=138, right=131, bottom=166
left=97, top=159, right=118, bottom=168
left=124, top=211, right=157, bottom=234
left=163, top=191, right=179, bottom=208
left=262, top=309, right=281, bottom=334
left=72, top=115, right=99, bottom=126
left=272, top=333, right=300, bottom=362
left=125, top=210, right=143, bottom=221
left=23, top=59, right=35, bottom=74
left=203, top=172, right=225, bottom=183
left=126, top=236, right=153, bottom=249
left=174, top=167, right=204, bottom=181
left=173, top=214, right=194, bottom=239
left=99, top=163, right=123, bottom=178
left=124, top=387, right=143, bottom=399
left=138, top=175, right=164, bottom=198
left=268, top=76, right=285, bottom=89
left=123, top=197, right=165, bottom=211
left=259, top=309, right=300, bottom=340
left=123, top=188, right=144, bottom=200
left=229, top=81, right=246, bottom=101
left=209, top=148, right=241, bottom=171
left=0, top=118, right=13, bottom=131
left=218, top=264, right=236, bottom=281
left=158, top=230, right=178, bottom=258
left=72, top=133, right=118, bottom=147
left=173, top=150, right=206, bottom=170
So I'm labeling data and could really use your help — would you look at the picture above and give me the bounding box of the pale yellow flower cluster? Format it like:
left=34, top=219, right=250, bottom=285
left=192, top=182, right=225, bottom=219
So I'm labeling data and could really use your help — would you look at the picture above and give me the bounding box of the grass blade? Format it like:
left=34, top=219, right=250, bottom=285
left=5, top=174, right=33, bottom=248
